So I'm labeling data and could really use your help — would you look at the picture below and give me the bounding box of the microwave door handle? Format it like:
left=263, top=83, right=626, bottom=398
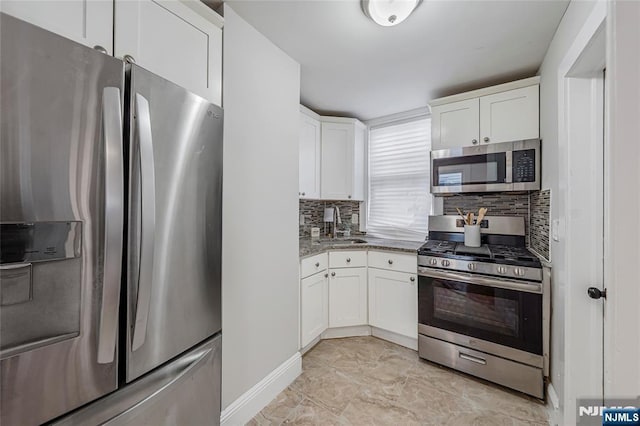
left=98, top=87, right=124, bottom=364
left=505, top=150, right=513, bottom=183
left=131, top=93, right=156, bottom=352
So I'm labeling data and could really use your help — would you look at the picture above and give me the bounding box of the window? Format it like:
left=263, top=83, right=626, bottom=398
left=367, top=117, right=432, bottom=241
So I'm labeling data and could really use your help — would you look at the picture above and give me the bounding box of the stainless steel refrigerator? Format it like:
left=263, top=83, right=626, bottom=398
left=0, top=13, right=222, bottom=425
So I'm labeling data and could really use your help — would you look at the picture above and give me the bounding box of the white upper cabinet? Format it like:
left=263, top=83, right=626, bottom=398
left=299, top=111, right=321, bottom=199
left=320, top=118, right=365, bottom=201
left=431, top=98, right=480, bottom=150
left=1, top=0, right=114, bottom=54
left=430, top=77, right=540, bottom=151
left=479, top=85, right=539, bottom=144
left=115, top=0, right=223, bottom=105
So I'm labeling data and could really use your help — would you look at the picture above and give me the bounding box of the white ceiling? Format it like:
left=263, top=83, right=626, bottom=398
left=225, top=0, right=569, bottom=121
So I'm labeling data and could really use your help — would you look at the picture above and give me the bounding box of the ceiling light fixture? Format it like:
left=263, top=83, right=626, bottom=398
left=361, top=0, right=422, bottom=27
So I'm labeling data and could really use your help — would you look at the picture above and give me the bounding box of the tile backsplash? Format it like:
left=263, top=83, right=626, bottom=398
left=530, top=189, right=551, bottom=260
left=442, top=192, right=531, bottom=246
left=442, top=191, right=551, bottom=258
left=299, top=200, right=365, bottom=238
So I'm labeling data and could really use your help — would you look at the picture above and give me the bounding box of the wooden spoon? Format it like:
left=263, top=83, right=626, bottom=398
left=477, top=207, right=488, bottom=224
left=456, top=208, right=467, bottom=223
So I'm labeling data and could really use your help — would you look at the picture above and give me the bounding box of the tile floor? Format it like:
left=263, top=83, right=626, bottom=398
left=248, top=336, right=549, bottom=425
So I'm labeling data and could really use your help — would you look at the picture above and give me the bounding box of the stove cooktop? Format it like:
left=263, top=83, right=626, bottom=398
left=418, top=239, right=541, bottom=268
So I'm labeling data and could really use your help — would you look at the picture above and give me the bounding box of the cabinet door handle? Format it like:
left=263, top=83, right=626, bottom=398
left=346, top=258, right=351, bottom=263
left=348, top=195, right=352, bottom=199
left=324, top=273, right=329, bottom=278
left=302, top=192, right=306, bottom=196
left=331, top=272, right=336, bottom=277
left=388, top=259, right=393, bottom=265
left=315, top=262, right=320, bottom=267
left=483, top=137, right=490, bottom=143
left=472, top=139, right=478, bottom=145
left=410, top=276, right=415, bottom=282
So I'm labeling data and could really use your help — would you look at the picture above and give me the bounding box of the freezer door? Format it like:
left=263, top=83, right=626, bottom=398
left=0, top=13, right=124, bottom=425
left=53, top=333, right=222, bottom=426
left=126, top=64, right=223, bottom=381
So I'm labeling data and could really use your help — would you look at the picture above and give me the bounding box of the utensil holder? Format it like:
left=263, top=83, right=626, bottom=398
left=464, top=225, right=481, bottom=247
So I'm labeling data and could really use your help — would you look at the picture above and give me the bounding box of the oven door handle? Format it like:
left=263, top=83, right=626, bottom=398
left=417, top=267, right=542, bottom=294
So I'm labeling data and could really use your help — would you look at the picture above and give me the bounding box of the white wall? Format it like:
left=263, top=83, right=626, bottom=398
left=537, top=0, right=598, bottom=421
left=221, top=4, right=301, bottom=410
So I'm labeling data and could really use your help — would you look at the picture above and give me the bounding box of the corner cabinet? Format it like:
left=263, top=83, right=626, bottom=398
left=320, top=118, right=366, bottom=201
left=328, top=267, right=368, bottom=328
left=0, top=0, right=114, bottom=54
left=430, top=77, right=540, bottom=150
left=114, top=0, right=223, bottom=105
left=299, top=112, right=321, bottom=199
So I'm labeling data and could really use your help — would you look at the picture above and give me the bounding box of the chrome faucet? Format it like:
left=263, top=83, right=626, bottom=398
left=333, top=206, right=342, bottom=239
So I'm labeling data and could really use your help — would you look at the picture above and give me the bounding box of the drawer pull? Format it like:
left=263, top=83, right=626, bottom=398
left=459, top=352, right=487, bottom=365
left=315, top=262, right=320, bottom=267
left=331, top=272, right=336, bottom=277
left=324, top=273, right=328, bottom=278
left=346, top=258, right=351, bottom=263
left=410, top=276, right=415, bottom=282
left=388, top=259, right=393, bottom=265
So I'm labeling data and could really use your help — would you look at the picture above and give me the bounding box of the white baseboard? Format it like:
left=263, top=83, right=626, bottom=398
left=220, top=352, right=302, bottom=426
left=370, top=327, right=418, bottom=351
left=546, top=382, right=561, bottom=425
left=322, top=325, right=371, bottom=339
left=300, top=336, right=321, bottom=355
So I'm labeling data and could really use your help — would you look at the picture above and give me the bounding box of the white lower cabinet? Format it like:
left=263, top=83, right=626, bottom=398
left=368, top=268, right=418, bottom=339
left=300, top=270, right=329, bottom=347
left=328, top=267, right=367, bottom=328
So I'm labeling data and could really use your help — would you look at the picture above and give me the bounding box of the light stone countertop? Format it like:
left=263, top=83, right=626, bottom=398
left=299, top=236, right=423, bottom=259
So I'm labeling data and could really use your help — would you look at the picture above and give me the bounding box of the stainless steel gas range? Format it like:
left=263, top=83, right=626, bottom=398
left=417, top=215, right=549, bottom=399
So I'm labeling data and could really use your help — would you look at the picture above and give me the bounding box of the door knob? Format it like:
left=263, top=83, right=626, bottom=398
left=587, top=287, right=606, bottom=299
left=331, top=272, right=336, bottom=277
left=472, top=139, right=478, bottom=145
left=483, top=137, right=490, bottom=143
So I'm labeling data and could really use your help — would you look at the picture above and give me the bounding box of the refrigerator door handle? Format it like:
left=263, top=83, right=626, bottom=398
left=98, top=87, right=124, bottom=364
left=132, top=93, right=156, bottom=352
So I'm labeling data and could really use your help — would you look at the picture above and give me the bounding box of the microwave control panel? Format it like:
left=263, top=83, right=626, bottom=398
left=512, top=149, right=536, bottom=182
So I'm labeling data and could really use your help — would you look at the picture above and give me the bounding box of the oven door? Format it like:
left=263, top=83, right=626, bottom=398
left=418, top=268, right=543, bottom=357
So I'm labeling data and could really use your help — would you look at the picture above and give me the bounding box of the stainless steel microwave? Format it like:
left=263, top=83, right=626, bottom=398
left=430, top=139, right=540, bottom=194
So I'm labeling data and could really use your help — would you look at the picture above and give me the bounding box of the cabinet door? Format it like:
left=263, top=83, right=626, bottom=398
left=299, top=114, right=321, bottom=199
left=351, top=123, right=366, bottom=201
left=328, top=267, right=367, bottom=327
left=368, top=268, right=417, bottom=339
left=321, top=122, right=354, bottom=200
left=301, top=271, right=328, bottom=347
left=0, top=0, right=113, bottom=54
left=431, top=98, right=480, bottom=150
left=479, top=85, right=539, bottom=144
left=114, top=0, right=222, bottom=105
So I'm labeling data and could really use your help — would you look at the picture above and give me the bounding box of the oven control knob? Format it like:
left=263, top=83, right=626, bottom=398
left=429, top=258, right=438, bottom=266
left=497, top=266, right=508, bottom=275
left=441, top=259, right=450, bottom=267
left=513, top=268, right=525, bottom=277
left=467, top=263, right=477, bottom=271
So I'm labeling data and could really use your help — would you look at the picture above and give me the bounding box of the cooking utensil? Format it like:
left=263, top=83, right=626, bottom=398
left=466, top=212, right=472, bottom=226
left=456, top=208, right=467, bottom=224
left=477, top=207, right=488, bottom=224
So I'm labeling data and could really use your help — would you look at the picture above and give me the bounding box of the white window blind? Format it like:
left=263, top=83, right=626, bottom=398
left=367, top=117, right=432, bottom=241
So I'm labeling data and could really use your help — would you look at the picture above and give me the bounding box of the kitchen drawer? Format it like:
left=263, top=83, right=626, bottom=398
left=329, top=250, right=367, bottom=268
left=368, top=250, right=417, bottom=274
left=300, top=253, right=328, bottom=278
left=418, top=334, right=543, bottom=399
